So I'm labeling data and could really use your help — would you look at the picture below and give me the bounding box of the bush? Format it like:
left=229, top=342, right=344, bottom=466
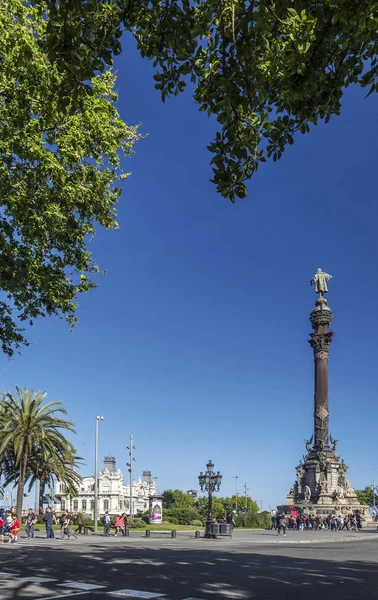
left=191, top=519, right=203, bottom=527
left=164, top=508, right=202, bottom=525
left=235, top=511, right=271, bottom=529
left=164, top=517, right=179, bottom=524
left=127, top=518, right=147, bottom=528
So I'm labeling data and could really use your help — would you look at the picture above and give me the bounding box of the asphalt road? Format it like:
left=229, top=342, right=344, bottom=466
left=1, top=530, right=378, bottom=599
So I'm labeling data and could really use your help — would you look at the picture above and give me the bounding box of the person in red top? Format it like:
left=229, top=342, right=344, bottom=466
left=0, top=515, right=4, bottom=544
left=9, top=514, right=20, bottom=543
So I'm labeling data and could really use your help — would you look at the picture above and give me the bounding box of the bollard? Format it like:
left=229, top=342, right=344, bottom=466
left=195, top=530, right=201, bottom=539
left=125, top=529, right=130, bottom=537
left=146, top=529, right=151, bottom=538
left=84, top=527, right=89, bottom=535
left=171, top=530, right=176, bottom=539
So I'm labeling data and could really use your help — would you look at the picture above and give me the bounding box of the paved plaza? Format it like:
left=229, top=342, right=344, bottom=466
left=1, top=528, right=378, bottom=599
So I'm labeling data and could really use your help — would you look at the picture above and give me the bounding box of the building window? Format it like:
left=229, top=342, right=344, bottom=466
left=73, top=500, right=78, bottom=511
left=61, top=500, right=66, bottom=510
left=103, top=500, right=109, bottom=511
left=82, top=500, right=87, bottom=511
left=60, top=484, right=66, bottom=493
left=90, top=501, right=95, bottom=511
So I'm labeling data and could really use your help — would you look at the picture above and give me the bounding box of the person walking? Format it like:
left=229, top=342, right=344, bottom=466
left=114, top=514, right=124, bottom=536
left=102, top=511, right=111, bottom=536
left=43, top=507, right=56, bottom=539
left=0, top=513, right=4, bottom=544
left=75, top=511, right=85, bottom=535
left=122, top=512, right=128, bottom=536
left=25, top=508, right=36, bottom=539
left=9, top=514, right=20, bottom=543
left=271, top=514, right=277, bottom=530
left=277, top=514, right=287, bottom=536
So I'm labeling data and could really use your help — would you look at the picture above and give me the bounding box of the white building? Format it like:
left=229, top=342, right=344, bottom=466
left=55, top=456, right=156, bottom=516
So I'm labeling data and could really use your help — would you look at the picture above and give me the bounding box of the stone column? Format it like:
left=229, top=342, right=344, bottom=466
left=308, top=297, right=334, bottom=451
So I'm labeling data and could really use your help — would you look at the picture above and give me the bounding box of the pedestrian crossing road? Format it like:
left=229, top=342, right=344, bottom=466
left=0, top=572, right=206, bottom=600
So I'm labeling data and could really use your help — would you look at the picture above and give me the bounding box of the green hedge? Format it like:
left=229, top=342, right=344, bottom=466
left=235, top=511, right=271, bottom=529
left=164, top=508, right=202, bottom=525
left=127, top=518, right=147, bottom=528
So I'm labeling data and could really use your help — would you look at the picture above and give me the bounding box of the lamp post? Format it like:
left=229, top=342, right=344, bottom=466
left=127, top=435, right=135, bottom=517
left=244, top=481, right=249, bottom=510
left=198, top=460, right=222, bottom=538
left=94, top=415, right=104, bottom=533
left=233, top=475, right=239, bottom=513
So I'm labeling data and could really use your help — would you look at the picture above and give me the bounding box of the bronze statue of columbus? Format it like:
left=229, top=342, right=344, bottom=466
left=310, top=268, right=332, bottom=296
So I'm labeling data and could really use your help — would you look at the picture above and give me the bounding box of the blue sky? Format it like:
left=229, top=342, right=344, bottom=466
left=1, top=36, right=378, bottom=510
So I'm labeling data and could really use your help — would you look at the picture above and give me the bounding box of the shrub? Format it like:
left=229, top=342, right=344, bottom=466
left=127, top=518, right=147, bottom=528
left=164, top=516, right=179, bottom=524
left=191, top=519, right=203, bottom=527
left=164, top=508, right=202, bottom=525
left=235, top=511, right=271, bottom=529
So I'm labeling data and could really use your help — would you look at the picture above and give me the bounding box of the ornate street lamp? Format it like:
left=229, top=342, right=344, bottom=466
left=198, top=460, right=223, bottom=538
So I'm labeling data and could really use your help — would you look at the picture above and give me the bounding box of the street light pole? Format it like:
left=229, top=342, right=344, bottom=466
left=244, top=481, right=249, bottom=510
left=94, top=415, right=104, bottom=533
left=198, top=460, right=223, bottom=538
left=233, top=475, right=239, bottom=513
left=127, top=435, right=135, bottom=517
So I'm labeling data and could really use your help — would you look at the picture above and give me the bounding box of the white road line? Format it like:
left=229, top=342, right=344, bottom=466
left=107, top=591, right=166, bottom=598
left=34, top=592, right=89, bottom=600
left=58, top=583, right=106, bottom=590
left=0, top=572, right=17, bottom=577
left=20, top=576, right=58, bottom=583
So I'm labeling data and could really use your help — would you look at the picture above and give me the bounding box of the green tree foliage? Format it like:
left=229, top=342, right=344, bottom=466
left=162, top=489, right=196, bottom=509
left=235, top=510, right=271, bottom=529
left=0, top=387, right=76, bottom=517
left=0, top=0, right=140, bottom=355
left=355, top=486, right=376, bottom=506
left=1, top=443, right=83, bottom=513
left=30, top=1, right=378, bottom=202
left=197, top=495, right=259, bottom=518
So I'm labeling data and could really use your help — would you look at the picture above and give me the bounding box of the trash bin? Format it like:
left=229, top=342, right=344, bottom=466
left=220, top=523, right=232, bottom=536
left=211, top=523, right=220, bottom=536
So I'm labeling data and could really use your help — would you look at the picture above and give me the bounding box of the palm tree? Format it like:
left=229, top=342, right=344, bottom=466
left=28, top=447, right=83, bottom=513
left=0, top=387, right=75, bottom=517
left=1, top=443, right=83, bottom=513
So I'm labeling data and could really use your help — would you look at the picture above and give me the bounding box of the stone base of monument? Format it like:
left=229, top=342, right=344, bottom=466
left=279, top=445, right=369, bottom=519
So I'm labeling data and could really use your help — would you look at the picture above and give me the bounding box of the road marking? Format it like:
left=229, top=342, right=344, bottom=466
left=34, top=592, right=89, bottom=600
left=58, top=582, right=106, bottom=590
left=20, top=576, right=58, bottom=583
left=108, top=591, right=166, bottom=598
left=0, top=572, right=17, bottom=577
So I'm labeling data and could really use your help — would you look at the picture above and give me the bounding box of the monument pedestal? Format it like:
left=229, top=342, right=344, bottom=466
left=279, top=270, right=368, bottom=518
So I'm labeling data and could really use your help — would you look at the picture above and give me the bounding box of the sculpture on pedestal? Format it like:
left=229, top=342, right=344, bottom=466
left=278, top=270, right=367, bottom=516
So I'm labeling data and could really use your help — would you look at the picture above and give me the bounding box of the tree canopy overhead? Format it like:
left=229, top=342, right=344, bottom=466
left=34, top=0, right=378, bottom=202
left=0, top=0, right=140, bottom=356
left=1, top=0, right=377, bottom=353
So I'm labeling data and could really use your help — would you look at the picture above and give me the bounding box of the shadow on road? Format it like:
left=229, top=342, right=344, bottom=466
left=1, top=540, right=378, bottom=599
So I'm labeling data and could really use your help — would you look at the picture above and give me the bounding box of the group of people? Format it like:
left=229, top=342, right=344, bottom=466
left=0, top=508, right=20, bottom=543
left=0, top=505, right=131, bottom=542
left=271, top=510, right=363, bottom=534
left=0, top=506, right=91, bottom=543
left=102, top=511, right=128, bottom=536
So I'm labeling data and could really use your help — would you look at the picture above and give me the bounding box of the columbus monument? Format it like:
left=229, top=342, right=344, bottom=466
left=282, top=269, right=366, bottom=516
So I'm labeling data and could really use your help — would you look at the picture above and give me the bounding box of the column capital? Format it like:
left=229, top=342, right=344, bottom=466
left=308, top=332, right=334, bottom=354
